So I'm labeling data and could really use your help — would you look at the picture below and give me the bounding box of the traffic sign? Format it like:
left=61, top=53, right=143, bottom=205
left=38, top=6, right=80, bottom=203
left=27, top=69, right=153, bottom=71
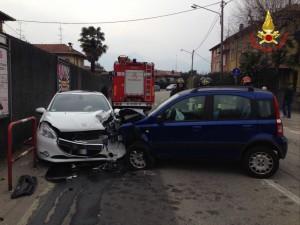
left=232, top=68, right=241, bottom=77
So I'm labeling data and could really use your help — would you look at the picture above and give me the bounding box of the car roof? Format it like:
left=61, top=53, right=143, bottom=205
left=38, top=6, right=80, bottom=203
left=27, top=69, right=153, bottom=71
left=178, top=86, right=274, bottom=98
left=56, top=90, right=104, bottom=95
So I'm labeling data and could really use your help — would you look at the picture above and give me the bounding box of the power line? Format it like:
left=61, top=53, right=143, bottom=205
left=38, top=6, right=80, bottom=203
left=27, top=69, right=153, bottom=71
left=194, top=52, right=210, bottom=64
left=195, top=15, right=219, bottom=51
left=226, top=0, right=235, bottom=4
left=4, top=23, right=27, bottom=41
left=3, top=23, right=19, bottom=35
left=15, top=2, right=221, bottom=25
left=16, top=21, right=23, bottom=39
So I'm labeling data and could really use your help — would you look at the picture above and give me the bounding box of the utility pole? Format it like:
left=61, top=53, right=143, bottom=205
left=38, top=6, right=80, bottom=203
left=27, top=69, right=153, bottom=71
left=220, top=0, right=225, bottom=76
left=175, top=54, right=178, bottom=72
left=191, top=49, right=195, bottom=73
left=191, top=1, right=230, bottom=76
left=191, top=0, right=226, bottom=76
left=180, top=49, right=195, bottom=74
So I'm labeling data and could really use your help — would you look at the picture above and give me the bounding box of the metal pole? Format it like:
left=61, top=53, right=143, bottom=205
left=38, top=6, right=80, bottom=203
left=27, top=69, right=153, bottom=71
left=191, top=49, right=195, bottom=74
left=175, top=54, right=178, bottom=72
left=7, top=123, right=13, bottom=191
left=32, top=118, right=37, bottom=168
left=6, top=117, right=37, bottom=191
left=220, top=0, right=224, bottom=76
left=234, top=76, right=238, bottom=85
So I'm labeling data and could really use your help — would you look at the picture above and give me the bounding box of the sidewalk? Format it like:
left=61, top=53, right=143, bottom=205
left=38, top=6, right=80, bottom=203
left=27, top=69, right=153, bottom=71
left=0, top=151, right=53, bottom=225
left=282, top=111, right=300, bottom=133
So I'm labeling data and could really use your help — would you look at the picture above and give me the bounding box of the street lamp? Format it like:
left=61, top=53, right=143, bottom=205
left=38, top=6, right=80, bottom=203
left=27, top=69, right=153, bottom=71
left=191, top=1, right=225, bottom=76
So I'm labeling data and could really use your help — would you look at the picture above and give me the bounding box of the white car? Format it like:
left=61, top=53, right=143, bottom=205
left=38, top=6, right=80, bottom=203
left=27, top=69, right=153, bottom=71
left=36, top=91, right=125, bottom=163
left=166, top=83, right=177, bottom=91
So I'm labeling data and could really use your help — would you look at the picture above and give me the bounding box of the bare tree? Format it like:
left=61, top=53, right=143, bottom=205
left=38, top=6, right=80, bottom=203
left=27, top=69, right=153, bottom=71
left=230, top=0, right=300, bottom=32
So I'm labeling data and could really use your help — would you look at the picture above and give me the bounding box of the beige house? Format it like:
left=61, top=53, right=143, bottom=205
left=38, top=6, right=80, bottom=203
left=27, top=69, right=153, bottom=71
left=34, top=43, right=86, bottom=67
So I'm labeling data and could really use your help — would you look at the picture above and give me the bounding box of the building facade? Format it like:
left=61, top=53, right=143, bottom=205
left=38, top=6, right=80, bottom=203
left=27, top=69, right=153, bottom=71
left=34, top=43, right=86, bottom=67
left=210, top=5, right=300, bottom=109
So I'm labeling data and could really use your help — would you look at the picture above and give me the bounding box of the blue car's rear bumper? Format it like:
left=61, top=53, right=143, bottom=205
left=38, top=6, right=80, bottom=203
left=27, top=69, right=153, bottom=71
left=276, top=136, right=288, bottom=159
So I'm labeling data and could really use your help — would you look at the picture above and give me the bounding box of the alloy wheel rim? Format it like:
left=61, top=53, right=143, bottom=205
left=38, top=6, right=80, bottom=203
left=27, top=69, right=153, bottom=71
left=249, top=152, right=274, bottom=175
left=129, top=150, right=146, bottom=169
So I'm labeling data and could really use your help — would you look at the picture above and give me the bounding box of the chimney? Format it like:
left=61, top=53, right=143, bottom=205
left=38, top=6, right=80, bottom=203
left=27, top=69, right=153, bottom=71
left=239, top=24, right=244, bottom=31
left=68, top=42, right=73, bottom=50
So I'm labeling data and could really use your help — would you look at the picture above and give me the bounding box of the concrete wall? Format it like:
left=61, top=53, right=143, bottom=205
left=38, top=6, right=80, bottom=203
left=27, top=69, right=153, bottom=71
left=10, top=37, right=57, bottom=120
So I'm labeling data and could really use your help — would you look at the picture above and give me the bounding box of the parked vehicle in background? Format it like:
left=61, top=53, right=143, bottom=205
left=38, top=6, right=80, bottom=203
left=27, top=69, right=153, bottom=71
left=112, top=56, right=155, bottom=111
left=154, top=85, right=160, bottom=92
left=119, top=87, right=288, bottom=178
left=166, top=83, right=177, bottom=91
left=36, top=91, right=125, bottom=163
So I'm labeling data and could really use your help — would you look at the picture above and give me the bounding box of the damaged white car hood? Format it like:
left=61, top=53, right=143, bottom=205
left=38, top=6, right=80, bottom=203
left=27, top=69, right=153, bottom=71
left=41, top=110, right=111, bottom=132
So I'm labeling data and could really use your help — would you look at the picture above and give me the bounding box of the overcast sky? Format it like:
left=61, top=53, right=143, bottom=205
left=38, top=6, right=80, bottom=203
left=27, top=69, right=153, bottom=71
left=2, top=0, right=236, bottom=73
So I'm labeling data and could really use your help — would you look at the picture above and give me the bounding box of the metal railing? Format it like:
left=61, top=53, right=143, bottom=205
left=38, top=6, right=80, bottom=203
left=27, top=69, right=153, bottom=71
left=7, top=116, right=37, bottom=191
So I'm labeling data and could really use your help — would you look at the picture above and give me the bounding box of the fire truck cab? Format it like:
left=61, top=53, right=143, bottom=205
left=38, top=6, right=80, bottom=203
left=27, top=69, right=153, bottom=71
left=112, top=56, right=155, bottom=110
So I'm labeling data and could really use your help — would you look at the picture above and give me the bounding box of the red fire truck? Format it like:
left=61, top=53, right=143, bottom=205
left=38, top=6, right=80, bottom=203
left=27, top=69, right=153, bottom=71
left=112, top=56, right=155, bottom=110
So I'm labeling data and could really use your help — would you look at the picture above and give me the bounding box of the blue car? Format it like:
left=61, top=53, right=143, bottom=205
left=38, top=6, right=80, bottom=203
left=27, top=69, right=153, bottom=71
left=119, top=87, right=288, bottom=178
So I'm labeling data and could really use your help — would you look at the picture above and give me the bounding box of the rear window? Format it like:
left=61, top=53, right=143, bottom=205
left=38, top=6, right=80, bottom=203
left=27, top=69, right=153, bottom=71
left=213, top=95, right=252, bottom=120
left=257, top=100, right=274, bottom=119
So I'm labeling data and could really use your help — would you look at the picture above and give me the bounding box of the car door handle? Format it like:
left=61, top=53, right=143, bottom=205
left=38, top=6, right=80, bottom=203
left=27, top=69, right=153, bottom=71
left=241, top=124, right=254, bottom=128
left=192, top=126, right=202, bottom=130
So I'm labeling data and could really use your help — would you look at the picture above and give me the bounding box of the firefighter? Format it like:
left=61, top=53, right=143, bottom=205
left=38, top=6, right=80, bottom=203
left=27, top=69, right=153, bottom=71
left=170, top=78, right=185, bottom=96
left=241, top=76, right=252, bottom=86
left=198, top=76, right=212, bottom=87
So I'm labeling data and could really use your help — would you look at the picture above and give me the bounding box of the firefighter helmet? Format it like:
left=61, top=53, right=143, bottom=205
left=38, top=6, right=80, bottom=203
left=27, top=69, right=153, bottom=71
left=177, top=78, right=184, bottom=84
left=241, top=76, right=252, bottom=85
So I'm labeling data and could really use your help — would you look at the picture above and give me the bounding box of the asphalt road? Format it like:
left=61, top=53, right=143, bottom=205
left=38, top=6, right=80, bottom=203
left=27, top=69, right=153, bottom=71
left=27, top=90, right=300, bottom=225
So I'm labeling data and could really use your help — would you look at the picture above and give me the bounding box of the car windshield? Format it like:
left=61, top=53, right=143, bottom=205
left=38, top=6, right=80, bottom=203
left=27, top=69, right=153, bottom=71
left=49, top=93, right=111, bottom=112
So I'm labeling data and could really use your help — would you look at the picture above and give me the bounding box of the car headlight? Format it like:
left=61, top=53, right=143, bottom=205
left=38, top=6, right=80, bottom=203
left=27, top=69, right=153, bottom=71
left=39, top=122, right=57, bottom=139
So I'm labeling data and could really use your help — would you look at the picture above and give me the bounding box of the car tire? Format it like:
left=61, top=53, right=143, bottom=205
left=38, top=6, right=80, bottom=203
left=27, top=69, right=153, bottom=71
left=126, top=142, right=154, bottom=170
left=242, top=146, right=279, bottom=178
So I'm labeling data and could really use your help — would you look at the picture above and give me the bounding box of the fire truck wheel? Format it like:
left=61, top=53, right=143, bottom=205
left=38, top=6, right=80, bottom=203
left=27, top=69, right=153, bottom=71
left=126, top=142, right=154, bottom=170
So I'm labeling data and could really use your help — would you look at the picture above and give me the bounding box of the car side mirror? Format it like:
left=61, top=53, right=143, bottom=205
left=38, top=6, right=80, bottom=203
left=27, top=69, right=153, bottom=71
left=36, top=107, right=46, bottom=115
left=156, top=114, right=165, bottom=124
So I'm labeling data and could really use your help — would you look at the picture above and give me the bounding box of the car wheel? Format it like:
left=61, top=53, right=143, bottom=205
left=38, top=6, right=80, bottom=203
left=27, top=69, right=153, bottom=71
left=243, top=147, right=279, bottom=178
left=126, top=142, right=154, bottom=170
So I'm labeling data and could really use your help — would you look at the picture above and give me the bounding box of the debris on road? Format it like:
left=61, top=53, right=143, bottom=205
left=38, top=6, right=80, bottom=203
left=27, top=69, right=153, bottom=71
left=11, top=175, right=37, bottom=199
left=45, top=164, right=78, bottom=182
left=45, top=160, right=127, bottom=183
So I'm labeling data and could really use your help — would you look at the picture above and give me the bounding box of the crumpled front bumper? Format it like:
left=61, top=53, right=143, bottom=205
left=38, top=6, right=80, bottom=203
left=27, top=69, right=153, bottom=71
left=37, top=133, right=126, bottom=163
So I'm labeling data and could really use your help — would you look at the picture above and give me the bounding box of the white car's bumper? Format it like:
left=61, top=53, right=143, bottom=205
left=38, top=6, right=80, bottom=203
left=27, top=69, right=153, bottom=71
left=37, top=133, right=126, bottom=163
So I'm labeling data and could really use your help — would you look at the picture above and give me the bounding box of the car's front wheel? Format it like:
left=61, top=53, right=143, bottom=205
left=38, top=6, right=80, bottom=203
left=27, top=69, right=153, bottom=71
left=126, top=142, right=154, bottom=170
left=243, top=146, right=279, bottom=178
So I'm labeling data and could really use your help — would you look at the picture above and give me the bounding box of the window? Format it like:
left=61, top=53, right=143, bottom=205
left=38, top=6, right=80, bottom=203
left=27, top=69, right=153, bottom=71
left=164, top=96, right=205, bottom=121
left=257, top=100, right=274, bottom=119
left=213, top=95, right=251, bottom=120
